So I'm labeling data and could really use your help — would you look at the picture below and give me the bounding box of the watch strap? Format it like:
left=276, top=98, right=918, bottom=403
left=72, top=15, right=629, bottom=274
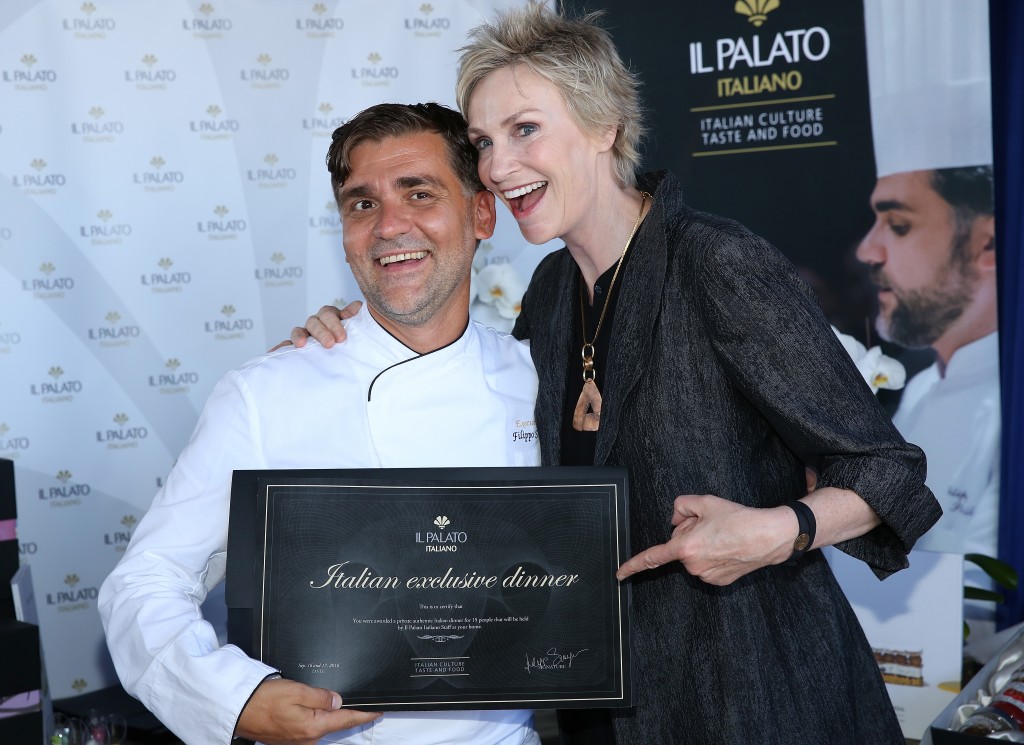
left=784, top=500, right=816, bottom=565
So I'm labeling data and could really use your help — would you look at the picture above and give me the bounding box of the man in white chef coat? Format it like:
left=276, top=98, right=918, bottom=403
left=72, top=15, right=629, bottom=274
left=857, top=166, right=997, bottom=563
left=98, top=103, right=542, bottom=745
left=858, top=0, right=999, bottom=634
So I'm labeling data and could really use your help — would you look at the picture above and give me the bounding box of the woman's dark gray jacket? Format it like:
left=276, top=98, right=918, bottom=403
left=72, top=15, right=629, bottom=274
left=512, top=170, right=941, bottom=744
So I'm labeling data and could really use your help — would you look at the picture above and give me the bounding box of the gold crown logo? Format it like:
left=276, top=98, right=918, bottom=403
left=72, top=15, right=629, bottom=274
left=113, top=413, right=128, bottom=425
left=72, top=679, right=88, bottom=693
left=433, top=515, right=450, bottom=529
left=81, top=2, right=97, bottom=14
left=89, top=106, right=104, bottom=119
left=30, top=158, right=46, bottom=171
left=158, top=257, right=173, bottom=270
left=150, top=156, right=165, bottom=169
left=257, top=53, right=272, bottom=66
left=367, top=52, right=381, bottom=64
left=313, top=3, right=327, bottom=15
left=21, top=54, right=37, bottom=68
left=48, top=366, right=64, bottom=380
left=735, top=0, right=779, bottom=27
left=121, top=514, right=138, bottom=528
left=221, top=304, right=236, bottom=317
left=40, top=262, right=56, bottom=275
left=214, top=205, right=229, bottom=217
left=199, top=3, right=214, bottom=15
left=206, top=104, right=222, bottom=117
left=319, top=102, right=333, bottom=115
left=165, top=358, right=181, bottom=370
left=270, top=252, right=286, bottom=264
left=264, top=153, right=278, bottom=166
left=105, top=311, right=121, bottom=324
left=142, top=54, right=158, bottom=67
left=97, top=209, right=113, bottom=222
left=420, top=3, right=434, bottom=14
left=56, top=470, right=72, bottom=482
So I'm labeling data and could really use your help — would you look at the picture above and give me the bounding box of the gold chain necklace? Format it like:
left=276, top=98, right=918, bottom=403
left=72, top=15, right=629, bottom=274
left=573, top=191, right=651, bottom=432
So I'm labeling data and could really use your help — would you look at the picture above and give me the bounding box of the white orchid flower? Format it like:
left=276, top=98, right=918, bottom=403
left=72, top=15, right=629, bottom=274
left=474, top=263, right=525, bottom=319
left=470, top=298, right=514, bottom=332
left=831, top=326, right=906, bottom=393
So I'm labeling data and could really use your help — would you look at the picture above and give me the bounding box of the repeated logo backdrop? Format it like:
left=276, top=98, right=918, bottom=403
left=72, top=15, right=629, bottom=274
left=0, top=0, right=539, bottom=699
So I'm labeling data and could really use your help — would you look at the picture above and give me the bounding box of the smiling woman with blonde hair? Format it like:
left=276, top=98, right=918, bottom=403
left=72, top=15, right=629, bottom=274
left=292, top=4, right=941, bottom=743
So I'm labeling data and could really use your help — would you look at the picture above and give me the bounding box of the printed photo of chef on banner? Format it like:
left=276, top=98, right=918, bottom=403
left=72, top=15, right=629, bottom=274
left=859, top=0, right=999, bottom=640
left=835, top=2, right=1000, bottom=732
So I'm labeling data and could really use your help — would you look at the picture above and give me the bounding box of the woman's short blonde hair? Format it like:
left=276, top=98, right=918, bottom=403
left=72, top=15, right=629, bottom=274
left=456, top=1, right=645, bottom=189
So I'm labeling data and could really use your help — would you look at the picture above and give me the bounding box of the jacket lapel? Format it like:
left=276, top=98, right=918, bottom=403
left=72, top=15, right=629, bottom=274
left=595, top=175, right=671, bottom=465
left=534, top=250, right=575, bottom=466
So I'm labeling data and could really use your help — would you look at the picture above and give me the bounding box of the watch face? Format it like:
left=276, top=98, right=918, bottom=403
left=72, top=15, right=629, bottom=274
left=794, top=533, right=810, bottom=551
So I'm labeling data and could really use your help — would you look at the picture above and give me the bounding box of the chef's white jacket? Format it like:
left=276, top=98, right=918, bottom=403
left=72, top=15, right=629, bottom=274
left=895, top=333, right=1001, bottom=600
left=99, top=306, right=542, bottom=745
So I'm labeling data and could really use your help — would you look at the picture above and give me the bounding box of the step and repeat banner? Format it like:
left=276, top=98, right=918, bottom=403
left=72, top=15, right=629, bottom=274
left=0, top=0, right=536, bottom=699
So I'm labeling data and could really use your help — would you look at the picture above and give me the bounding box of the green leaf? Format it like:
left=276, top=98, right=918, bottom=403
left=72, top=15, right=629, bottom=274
left=965, top=586, right=1005, bottom=603
left=965, top=553, right=1019, bottom=591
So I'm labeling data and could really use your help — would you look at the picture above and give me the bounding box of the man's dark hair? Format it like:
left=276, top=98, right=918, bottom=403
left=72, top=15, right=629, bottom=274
left=931, top=165, right=994, bottom=220
left=929, top=165, right=994, bottom=263
left=326, top=103, right=484, bottom=197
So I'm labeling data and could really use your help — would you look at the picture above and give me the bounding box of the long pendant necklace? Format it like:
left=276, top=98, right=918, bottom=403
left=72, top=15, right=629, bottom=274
left=573, top=191, right=651, bottom=432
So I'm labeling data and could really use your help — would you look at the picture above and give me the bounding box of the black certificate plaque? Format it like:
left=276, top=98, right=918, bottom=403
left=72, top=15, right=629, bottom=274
left=226, top=467, right=631, bottom=710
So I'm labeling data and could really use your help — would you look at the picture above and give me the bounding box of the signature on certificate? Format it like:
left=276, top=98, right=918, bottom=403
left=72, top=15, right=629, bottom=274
left=524, top=648, right=588, bottom=674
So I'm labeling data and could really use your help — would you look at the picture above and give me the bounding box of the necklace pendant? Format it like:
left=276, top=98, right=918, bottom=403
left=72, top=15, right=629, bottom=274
left=573, top=379, right=603, bottom=432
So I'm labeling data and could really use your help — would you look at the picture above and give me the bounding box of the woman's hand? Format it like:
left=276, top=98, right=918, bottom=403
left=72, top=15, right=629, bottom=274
left=615, top=494, right=796, bottom=586
left=268, top=302, right=362, bottom=352
left=616, top=486, right=881, bottom=585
